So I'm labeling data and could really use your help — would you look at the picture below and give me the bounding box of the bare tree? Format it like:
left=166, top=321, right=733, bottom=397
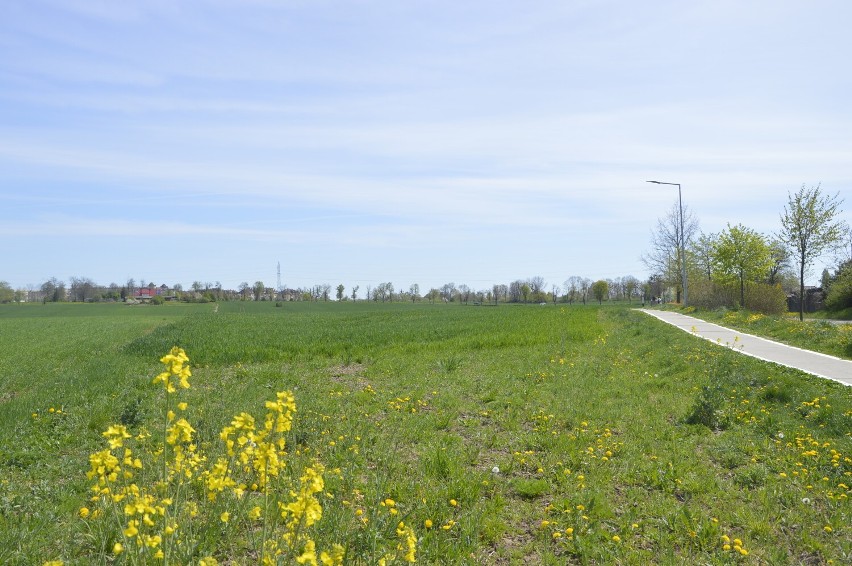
left=492, top=283, right=508, bottom=304
left=440, top=282, right=456, bottom=303
left=351, top=285, right=359, bottom=301
left=579, top=278, right=591, bottom=305
left=643, top=201, right=699, bottom=303
left=564, top=276, right=581, bottom=304
left=458, top=284, right=471, bottom=304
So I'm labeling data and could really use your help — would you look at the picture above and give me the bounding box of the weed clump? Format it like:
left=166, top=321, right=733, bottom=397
left=684, top=385, right=731, bottom=430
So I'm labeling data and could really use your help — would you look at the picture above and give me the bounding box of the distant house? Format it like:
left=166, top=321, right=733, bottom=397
left=133, top=283, right=171, bottom=299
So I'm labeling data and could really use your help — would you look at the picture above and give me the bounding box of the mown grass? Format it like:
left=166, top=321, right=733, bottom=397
left=0, top=301, right=850, bottom=564
left=663, top=305, right=852, bottom=360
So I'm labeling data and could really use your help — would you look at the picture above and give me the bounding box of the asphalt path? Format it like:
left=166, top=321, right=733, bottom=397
left=638, top=309, right=852, bottom=387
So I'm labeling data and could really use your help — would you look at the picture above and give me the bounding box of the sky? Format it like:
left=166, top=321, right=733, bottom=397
left=2, top=0, right=850, bottom=293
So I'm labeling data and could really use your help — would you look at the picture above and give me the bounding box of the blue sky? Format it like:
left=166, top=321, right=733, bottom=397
left=2, top=0, right=850, bottom=293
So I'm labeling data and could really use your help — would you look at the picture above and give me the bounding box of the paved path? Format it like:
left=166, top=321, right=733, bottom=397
left=638, top=310, right=852, bottom=387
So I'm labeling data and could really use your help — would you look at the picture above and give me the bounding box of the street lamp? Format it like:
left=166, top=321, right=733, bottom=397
left=647, top=180, right=688, bottom=307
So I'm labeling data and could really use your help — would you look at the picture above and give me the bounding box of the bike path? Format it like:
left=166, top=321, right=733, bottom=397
left=638, top=310, right=852, bottom=387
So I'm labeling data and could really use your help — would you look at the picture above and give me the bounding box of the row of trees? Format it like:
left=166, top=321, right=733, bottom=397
left=643, top=184, right=848, bottom=318
left=3, top=274, right=648, bottom=307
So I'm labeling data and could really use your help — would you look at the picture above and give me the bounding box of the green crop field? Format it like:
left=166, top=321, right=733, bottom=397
left=0, top=302, right=849, bottom=565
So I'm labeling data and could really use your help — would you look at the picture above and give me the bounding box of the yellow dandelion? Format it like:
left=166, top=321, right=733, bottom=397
left=220, top=511, right=230, bottom=523
left=424, top=519, right=433, bottom=529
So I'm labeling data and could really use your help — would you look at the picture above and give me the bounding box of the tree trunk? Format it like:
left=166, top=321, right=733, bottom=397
left=799, top=257, right=806, bottom=322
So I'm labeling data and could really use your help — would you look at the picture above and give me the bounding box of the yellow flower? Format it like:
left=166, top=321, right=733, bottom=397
left=124, top=520, right=139, bottom=538
left=220, top=511, right=230, bottom=523
left=199, top=558, right=219, bottom=566
left=612, top=535, right=621, bottom=542
left=249, top=506, right=262, bottom=520
left=78, top=507, right=90, bottom=519
left=824, top=525, right=833, bottom=533
left=424, top=519, right=433, bottom=529
left=102, top=425, right=132, bottom=449
left=449, top=499, right=457, bottom=507
left=112, top=542, right=124, bottom=555
left=320, top=544, right=345, bottom=565
left=296, top=539, right=318, bottom=565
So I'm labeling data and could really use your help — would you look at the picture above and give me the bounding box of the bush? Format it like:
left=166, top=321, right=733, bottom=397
left=690, top=281, right=786, bottom=314
left=825, top=262, right=852, bottom=311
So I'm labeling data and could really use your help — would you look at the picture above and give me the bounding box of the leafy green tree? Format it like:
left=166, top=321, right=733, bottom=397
left=779, top=184, right=847, bottom=320
left=0, top=281, right=14, bottom=303
left=591, top=280, right=609, bottom=304
left=336, top=284, right=345, bottom=301
left=825, top=261, right=852, bottom=311
left=712, top=224, right=773, bottom=308
left=253, top=281, right=266, bottom=301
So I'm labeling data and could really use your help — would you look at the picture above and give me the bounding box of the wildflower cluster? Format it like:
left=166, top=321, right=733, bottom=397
left=79, top=347, right=343, bottom=564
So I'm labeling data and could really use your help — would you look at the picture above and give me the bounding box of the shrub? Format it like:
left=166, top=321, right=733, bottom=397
left=825, top=262, right=852, bottom=311
left=690, top=282, right=786, bottom=314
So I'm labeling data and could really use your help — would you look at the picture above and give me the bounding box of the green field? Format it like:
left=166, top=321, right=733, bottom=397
left=0, top=302, right=850, bottom=564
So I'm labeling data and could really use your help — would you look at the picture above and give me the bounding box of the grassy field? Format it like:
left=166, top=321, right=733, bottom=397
left=0, top=301, right=849, bottom=564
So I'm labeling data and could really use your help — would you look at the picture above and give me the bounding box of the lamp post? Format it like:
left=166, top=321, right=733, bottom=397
left=647, top=181, right=688, bottom=307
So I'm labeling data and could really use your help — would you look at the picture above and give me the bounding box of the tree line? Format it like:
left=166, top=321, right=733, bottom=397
left=2, top=274, right=651, bottom=307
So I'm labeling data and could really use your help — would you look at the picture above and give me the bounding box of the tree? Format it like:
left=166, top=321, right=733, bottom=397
left=579, top=278, right=591, bottom=305
left=0, top=281, right=14, bottom=303
left=492, top=284, right=507, bottom=304
left=778, top=184, right=847, bottom=320
left=825, top=260, right=852, bottom=311
left=41, top=277, right=66, bottom=302
left=692, top=232, right=716, bottom=281
left=712, top=224, right=773, bottom=308
left=440, top=282, right=456, bottom=303
left=591, top=280, right=609, bottom=304
left=351, top=285, right=359, bottom=301
left=238, top=282, right=251, bottom=300
left=622, top=275, right=640, bottom=303
left=409, top=283, right=419, bottom=302
left=336, top=284, right=345, bottom=301
left=643, top=201, right=699, bottom=304
left=767, top=238, right=792, bottom=286
left=69, top=276, right=97, bottom=302
left=508, top=280, right=523, bottom=303
left=520, top=283, right=531, bottom=304
left=564, top=276, right=581, bottom=304
left=253, top=281, right=266, bottom=301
